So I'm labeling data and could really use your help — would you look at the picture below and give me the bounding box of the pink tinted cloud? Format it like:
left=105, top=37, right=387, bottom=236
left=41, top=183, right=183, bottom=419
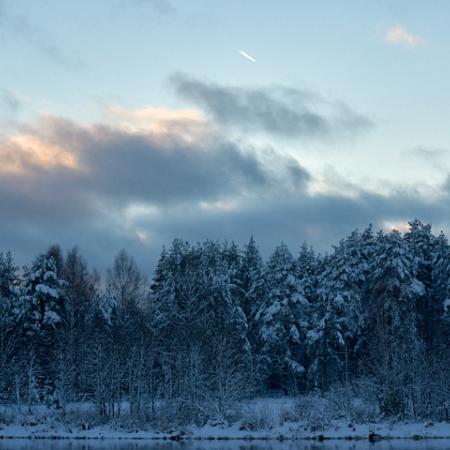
left=385, top=25, right=424, bottom=47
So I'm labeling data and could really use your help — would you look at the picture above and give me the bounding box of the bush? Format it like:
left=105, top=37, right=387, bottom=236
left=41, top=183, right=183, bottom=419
left=295, top=394, right=331, bottom=431
left=238, top=404, right=276, bottom=431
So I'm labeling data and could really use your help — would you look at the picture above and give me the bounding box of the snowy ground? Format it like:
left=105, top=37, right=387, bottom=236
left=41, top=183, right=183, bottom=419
left=1, top=398, right=450, bottom=440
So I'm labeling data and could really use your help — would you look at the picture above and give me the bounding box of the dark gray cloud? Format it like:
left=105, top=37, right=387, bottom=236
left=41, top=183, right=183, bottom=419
left=0, top=114, right=447, bottom=273
left=440, top=175, right=450, bottom=193
left=7, top=181, right=442, bottom=273
left=0, top=115, right=310, bottom=224
left=170, top=73, right=373, bottom=140
left=137, top=189, right=450, bottom=258
left=0, top=114, right=311, bottom=269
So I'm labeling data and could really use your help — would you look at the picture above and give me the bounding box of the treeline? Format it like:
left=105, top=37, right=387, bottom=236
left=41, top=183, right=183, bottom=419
left=0, top=219, right=450, bottom=423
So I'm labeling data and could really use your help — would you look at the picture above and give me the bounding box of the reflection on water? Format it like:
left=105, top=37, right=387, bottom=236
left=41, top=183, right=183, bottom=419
left=1, top=440, right=450, bottom=450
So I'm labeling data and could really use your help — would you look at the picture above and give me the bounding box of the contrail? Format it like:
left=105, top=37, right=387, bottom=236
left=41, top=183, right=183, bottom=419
left=238, top=49, right=256, bottom=63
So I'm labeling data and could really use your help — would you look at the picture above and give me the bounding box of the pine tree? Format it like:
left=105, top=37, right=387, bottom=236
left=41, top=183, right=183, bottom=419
left=240, top=236, right=266, bottom=322
left=1, top=220, right=450, bottom=421
left=365, top=230, right=423, bottom=416
left=200, top=241, right=251, bottom=413
left=22, top=254, right=65, bottom=403
left=0, top=252, right=22, bottom=401
left=296, top=242, right=319, bottom=304
left=404, top=219, right=436, bottom=348
left=255, top=243, right=309, bottom=394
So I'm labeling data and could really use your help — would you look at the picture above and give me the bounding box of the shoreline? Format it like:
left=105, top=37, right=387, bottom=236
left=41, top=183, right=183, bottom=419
left=2, top=422, right=450, bottom=441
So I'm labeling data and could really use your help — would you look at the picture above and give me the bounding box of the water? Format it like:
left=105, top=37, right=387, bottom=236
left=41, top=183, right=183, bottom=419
left=1, top=440, right=450, bottom=450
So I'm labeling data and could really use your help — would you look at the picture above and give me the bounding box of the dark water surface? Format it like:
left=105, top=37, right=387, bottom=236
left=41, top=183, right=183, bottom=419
left=1, top=440, right=450, bottom=450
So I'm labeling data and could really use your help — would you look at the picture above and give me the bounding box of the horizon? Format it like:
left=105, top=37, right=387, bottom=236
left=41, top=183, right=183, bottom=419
left=1, top=217, right=444, bottom=277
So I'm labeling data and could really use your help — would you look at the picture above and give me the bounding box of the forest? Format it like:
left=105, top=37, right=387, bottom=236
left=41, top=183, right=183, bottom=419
left=0, top=219, right=449, bottom=428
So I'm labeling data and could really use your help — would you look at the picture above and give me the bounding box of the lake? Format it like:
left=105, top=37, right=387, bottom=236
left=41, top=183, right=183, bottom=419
left=1, top=440, right=450, bottom=450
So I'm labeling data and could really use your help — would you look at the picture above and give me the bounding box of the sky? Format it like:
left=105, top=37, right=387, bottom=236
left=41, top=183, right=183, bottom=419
left=1, top=0, right=450, bottom=272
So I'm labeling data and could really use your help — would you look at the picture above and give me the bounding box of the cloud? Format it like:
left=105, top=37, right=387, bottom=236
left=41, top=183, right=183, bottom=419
left=0, top=112, right=311, bottom=219
left=0, top=0, right=82, bottom=68
left=0, top=94, right=447, bottom=273
left=0, top=109, right=448, bottom=273
left=0, top=89, right=21, bottom=113
left=385, top=25, right=424, bottom=47
left=406, top=146, right=448, bottom=162
left=107, top=105, right=209, bottom=139
left=0, top=110, right=312, bottom=268
left=0, top=134, right=79, bottom=174
left=169, top=73, right=373, bottom=140
left=403, top=146, right=450, bottom=172
left=439, top=175, right=450, bottom=194
left=108, top=105, right=204, bottom=125
left=130, top=187, right=450, bottom=267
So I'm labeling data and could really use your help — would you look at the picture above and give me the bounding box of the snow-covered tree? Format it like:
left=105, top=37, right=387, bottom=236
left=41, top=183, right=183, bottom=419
left=307, top=231, right=365, bottom=389
left=56, top=247, right=97, bottom=402
left=0, top=252, right=22, bottom=401
left=152, top=240, right=251, bottom=420
left=1, top=220, right=450, bottom=421
left=296, top=242, right=319, bottom=304
left=22, top=254, right=65, bottom=403
left=365, top=230, right=423, bottom=416
left=24, top=255, right=64, bottom=331
left=404, top=219, right=438, bottom=348
left=240, top=236, right=266, bottom=322
left=255, top=243, right=309, bottom=393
